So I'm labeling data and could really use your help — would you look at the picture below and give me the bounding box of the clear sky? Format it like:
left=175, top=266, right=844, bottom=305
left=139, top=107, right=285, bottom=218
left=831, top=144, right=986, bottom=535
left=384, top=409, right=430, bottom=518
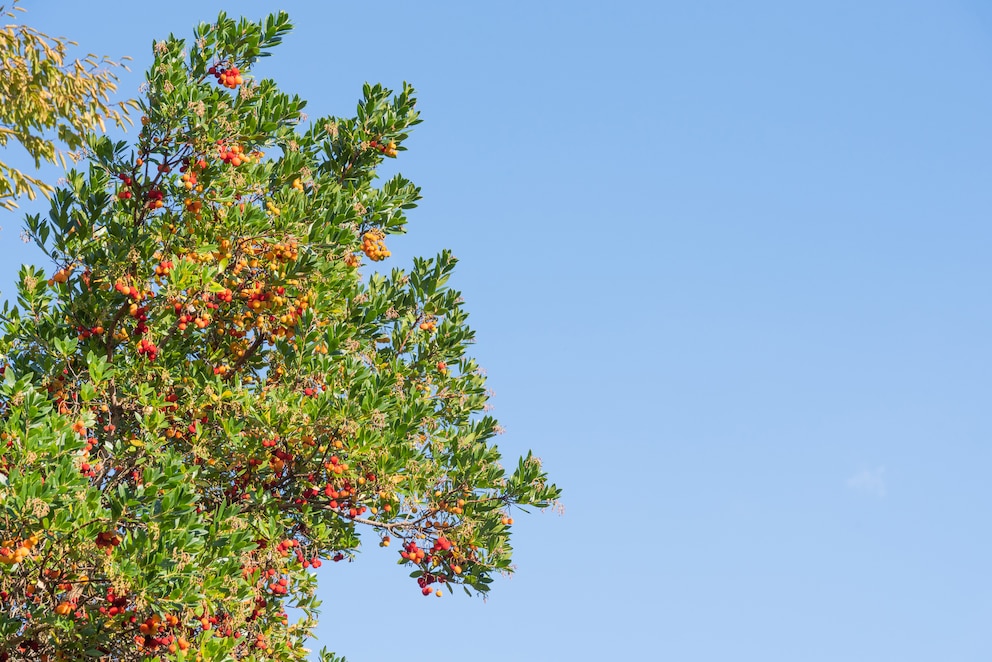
left=4, top=1, right=992, bottom=660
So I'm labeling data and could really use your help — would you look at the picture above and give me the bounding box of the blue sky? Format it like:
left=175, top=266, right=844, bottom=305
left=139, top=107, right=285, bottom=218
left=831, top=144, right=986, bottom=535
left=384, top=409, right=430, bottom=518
left=5, top=1, right=992, bottom=660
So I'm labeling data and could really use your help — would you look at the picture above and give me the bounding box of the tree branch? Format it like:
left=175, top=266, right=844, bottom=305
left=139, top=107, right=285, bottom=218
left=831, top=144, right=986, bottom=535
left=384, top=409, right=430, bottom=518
left=224, top=331, right=265, bottom=380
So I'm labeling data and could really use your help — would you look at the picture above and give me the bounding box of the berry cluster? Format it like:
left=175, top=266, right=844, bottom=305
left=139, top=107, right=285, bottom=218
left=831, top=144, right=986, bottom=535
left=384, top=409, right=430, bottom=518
left=416, top=572, right=449, bottom=597
left=324, top=455, right=348, bottom=475
left=76, top=323, right=104, bottom=341
left=116, top=172, right=134, bottom=201
left=180, top=170, right=197, bottom=190
left=0, top=532, right=40, bottom=565
left=97, top=587, right=130, bottom=618
left=137, top=338, right=158, bottom=361
left=146, top=188, right=164, bottom=209
left=175, top=311, right=211, bottom=332
left=276, top=538, right=299, bottom=557
left=396, top=533, right=471, bottom=596
left=269, top=449, right=292, bottom=473
left=49, top=265, right=74, bottom=285
left=114, top=280, right=144, bottom=300
left=361, top=229, right=390, bottom=261
left=217, top=142, right=252, bottom=167
left=129, top=303, right=150, bottom=337
left=53, top=600, right=77, bottom=616
left=209, top=64, right=243, bottom=89
left=135, top=613, right=189, bottom=655
left=267, top=574, right=290, bottom=596
left=368, top=139, right=398, bottom=158
left=154, top=259, right=174, bottom=277
left=267, top=239, right=298, bottom=261
left=94, top=530, right=122, bottom=555
left=400, top=541, right=427, bottom=564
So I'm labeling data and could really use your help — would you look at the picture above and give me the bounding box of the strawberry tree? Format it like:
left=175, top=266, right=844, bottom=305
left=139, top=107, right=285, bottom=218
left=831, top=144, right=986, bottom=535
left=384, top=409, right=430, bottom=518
left=0, top=11, right=559, bottom=661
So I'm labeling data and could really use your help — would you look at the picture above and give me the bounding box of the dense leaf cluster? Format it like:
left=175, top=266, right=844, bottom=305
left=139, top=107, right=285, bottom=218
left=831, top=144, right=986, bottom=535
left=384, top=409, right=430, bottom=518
left=0, top=0, right=136, bottom=209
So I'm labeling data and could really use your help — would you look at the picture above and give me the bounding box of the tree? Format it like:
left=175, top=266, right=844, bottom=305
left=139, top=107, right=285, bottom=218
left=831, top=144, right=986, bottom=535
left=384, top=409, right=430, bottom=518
left=0, top=0, right=135, bottom=210
left=0, top=11, right=559, bottom=661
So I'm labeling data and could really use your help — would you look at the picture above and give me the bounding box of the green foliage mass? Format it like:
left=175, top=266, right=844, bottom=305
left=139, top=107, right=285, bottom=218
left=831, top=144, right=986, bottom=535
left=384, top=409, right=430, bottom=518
left=0, top=11, right=558, bottom=661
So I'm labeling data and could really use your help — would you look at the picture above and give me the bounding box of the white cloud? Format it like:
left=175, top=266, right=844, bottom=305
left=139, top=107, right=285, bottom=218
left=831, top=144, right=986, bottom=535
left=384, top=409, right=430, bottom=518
left=847, top=466, right=886, bottom=497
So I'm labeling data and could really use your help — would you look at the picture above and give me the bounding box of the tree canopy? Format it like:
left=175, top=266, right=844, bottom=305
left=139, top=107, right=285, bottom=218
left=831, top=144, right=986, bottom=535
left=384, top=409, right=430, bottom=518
left=0, top=11, right=558, bottom=661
